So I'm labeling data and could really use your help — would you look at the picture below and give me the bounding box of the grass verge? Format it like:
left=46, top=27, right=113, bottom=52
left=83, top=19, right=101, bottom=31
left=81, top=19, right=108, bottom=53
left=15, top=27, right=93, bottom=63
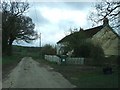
left=2, top=54, right=23, bottom=79
left=35, top=59, right=118, bottom=88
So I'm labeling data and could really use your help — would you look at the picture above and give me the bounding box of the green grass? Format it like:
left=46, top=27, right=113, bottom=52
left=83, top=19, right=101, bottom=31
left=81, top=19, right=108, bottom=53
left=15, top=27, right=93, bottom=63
left=3, top=45, right=41, bottom=70
left=69, top=70, right=118, bottom=88
left=2, top=54, right=23, bottom=79
left=2, top=53, right=24, bottom=69
left=35, top=59, right=118, bottom=88
left=2, top=45, right=42, bottom=79
left=3, top=55, right=22, bottom=65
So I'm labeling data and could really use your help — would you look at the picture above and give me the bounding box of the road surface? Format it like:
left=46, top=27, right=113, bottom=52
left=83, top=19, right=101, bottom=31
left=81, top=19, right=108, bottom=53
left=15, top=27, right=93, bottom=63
left=3, top=57, right=75, bottom=88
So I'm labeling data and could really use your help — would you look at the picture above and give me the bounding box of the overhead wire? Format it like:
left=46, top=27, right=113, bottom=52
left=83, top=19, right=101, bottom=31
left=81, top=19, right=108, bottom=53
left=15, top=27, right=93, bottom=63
left=32, top=0, right=41, bottom=47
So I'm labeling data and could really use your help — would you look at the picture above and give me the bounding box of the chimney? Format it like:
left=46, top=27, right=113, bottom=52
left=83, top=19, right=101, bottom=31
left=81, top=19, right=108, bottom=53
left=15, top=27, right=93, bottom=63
left=103, top=17, right=109, bottom=26
left=79, top=27, right=84, bottom=32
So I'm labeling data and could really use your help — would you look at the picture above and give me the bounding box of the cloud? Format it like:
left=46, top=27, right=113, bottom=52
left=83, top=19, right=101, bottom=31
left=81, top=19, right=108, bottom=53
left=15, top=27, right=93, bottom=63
left=25, top=5, right=50, bottom=25
left=14, top=2, right=94, bottom=46
left=29, top=2, right=93, bottom=11
left=34, top=23, right=66, bottom=45
left=39, top=7, right=88, bottom=26
left=64, top=2, right=93, bottom=11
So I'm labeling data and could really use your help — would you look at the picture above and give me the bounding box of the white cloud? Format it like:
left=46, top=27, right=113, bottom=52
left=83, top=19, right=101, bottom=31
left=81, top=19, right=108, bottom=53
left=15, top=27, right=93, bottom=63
left=34, top=23, right=66, bottom=46
left=39, top=7, right=87, bottom=26
left=32, top=6, right=90, bottom=46
left=13, top=2, right=93, bottom=47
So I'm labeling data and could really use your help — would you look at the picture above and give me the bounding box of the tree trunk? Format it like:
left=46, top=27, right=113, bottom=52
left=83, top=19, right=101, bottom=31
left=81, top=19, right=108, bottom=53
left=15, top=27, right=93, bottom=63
left=7, top=37, right=14, bottom=56
left=2, top=31, right=9, bottom=56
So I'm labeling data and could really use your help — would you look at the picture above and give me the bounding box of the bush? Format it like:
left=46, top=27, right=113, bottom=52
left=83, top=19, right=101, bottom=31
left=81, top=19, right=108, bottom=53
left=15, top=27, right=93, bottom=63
left=41, top=44, right=56, bottom=55
left=89, top=45, right=105, bottom=66
left=73, top=44, right=90, bottom=57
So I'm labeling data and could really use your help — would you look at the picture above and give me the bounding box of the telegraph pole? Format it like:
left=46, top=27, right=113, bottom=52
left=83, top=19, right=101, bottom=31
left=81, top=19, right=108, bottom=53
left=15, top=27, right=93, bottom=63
left=39, top=33, right=42, bottom=58
left=39, top=33, right=41, bottom=48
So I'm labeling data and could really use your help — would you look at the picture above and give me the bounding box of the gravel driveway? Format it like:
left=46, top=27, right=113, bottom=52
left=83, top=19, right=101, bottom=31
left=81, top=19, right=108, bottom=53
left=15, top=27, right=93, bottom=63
left=3, top=57, right=75, bottom=88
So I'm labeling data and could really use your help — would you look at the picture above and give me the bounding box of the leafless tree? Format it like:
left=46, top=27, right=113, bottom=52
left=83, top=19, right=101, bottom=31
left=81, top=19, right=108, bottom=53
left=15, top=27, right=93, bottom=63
left=88, top=0, right=120, bottom=34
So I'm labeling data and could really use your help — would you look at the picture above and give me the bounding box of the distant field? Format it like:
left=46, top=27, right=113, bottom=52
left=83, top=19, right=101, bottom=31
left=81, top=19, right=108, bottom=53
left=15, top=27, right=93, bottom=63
left=12, top=45, right=41, bottom=59
left=3, top=45, right=40, bottom=66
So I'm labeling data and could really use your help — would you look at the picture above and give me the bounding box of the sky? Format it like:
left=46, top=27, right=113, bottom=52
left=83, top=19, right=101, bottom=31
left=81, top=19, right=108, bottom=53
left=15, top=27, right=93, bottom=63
left=13, top=1, right=96, bottom=47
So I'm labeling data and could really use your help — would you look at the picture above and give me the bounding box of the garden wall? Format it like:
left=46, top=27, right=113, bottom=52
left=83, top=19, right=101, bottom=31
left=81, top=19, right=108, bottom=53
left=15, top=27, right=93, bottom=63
left=45, top=55, right=84, bottom=65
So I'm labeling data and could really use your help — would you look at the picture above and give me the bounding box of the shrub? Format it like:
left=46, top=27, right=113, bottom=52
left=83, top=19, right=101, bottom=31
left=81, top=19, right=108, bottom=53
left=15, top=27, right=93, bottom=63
left=90, top=45, right=105, bottom=66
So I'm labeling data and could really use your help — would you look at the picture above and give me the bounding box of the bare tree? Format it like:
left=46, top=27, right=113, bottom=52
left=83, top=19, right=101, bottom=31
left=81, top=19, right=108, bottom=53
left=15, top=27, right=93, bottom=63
left=88, top=1, right=120, bottom=34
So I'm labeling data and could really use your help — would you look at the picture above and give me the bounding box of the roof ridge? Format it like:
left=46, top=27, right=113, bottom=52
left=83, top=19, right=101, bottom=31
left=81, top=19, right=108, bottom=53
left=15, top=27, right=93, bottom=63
left=57, top=24, right=120, bottom=44
left=84, top=25, right=103, bottom=31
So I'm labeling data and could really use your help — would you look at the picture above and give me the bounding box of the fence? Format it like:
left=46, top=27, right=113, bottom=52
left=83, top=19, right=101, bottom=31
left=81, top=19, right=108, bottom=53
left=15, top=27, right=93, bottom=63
left=45, top=55, right=61, bottom=64
left=45, top=55, right=84, bottom=65
left=66, top=57, right=84, bottom=65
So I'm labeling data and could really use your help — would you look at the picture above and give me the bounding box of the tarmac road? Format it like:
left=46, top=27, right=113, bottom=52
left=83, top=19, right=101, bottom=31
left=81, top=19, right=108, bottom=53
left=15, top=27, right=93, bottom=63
left=3, top=57, right=75, bottom=88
